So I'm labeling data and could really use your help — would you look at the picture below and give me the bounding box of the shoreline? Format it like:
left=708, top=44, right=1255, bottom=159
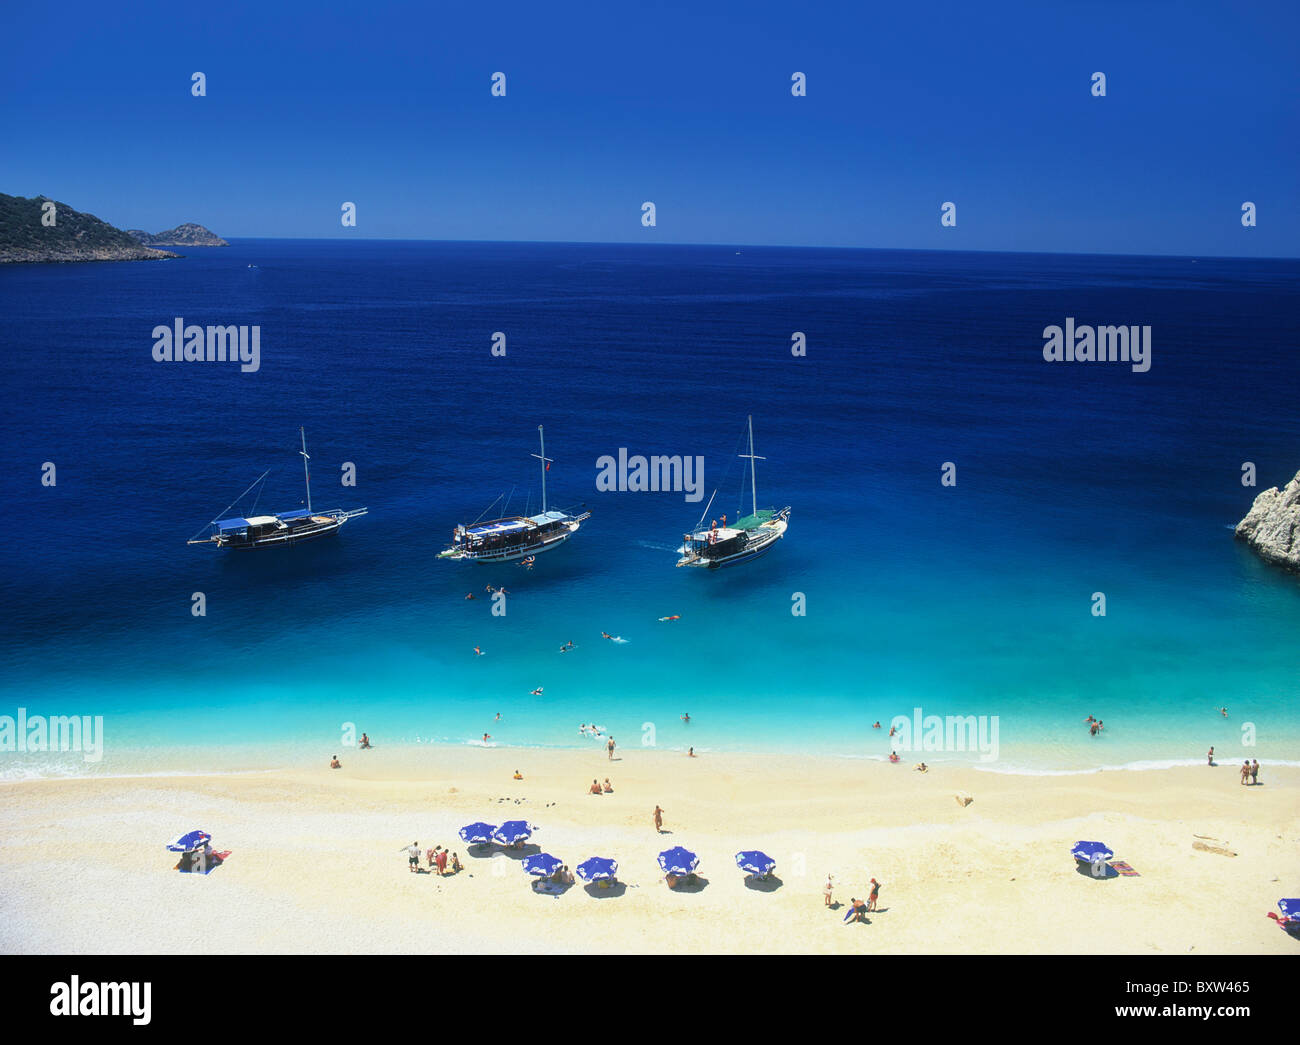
left=2, top=736, right=1297, bottom=784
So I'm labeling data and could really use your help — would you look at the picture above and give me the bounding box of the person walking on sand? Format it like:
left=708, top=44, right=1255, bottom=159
left=653, top=805, right=664, bottom=833
left=823, top=875, right=834, bottom=907
left=1250, top=759, right=1260, bottom=785
left=607, top=735, right=616, bottom=760
left=1240, top=760, right=1250, bottom=785
left=867, top=877, right=881, bottom=911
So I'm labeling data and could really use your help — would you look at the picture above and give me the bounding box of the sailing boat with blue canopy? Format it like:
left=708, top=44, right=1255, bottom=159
left=187, top=427, right=367, bottom=550
left=440, top=426, right=590, bottom=563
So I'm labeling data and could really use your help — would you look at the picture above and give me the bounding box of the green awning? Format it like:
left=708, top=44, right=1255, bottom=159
left=734, top=511, right=775, bottom=530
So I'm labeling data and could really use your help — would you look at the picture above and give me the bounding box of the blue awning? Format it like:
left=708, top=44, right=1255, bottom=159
left=279, top=509, right=312, bottom=520
left=466, top=520, right=530, bottom=536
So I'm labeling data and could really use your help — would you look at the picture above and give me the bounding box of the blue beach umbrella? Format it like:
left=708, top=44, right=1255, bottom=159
left=1279, top=899, right=1300, bottom=919
left=493, top=820, right=535, bottom=845
left=166, top=830, right=211, bottom=853
left=735, top=850, right=776, bottom=876
left=522, top=852, right=563, bottom=878
left=657, top=846, right=699, bottom=876
left=458, top=822, right=497, bottom=845
left=1070, top=841, right=1114, bottom=863
left=577, top=857, right=618, bottom=882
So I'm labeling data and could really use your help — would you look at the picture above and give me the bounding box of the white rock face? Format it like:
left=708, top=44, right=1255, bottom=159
left=1235, top=470, right=1300, bottom=571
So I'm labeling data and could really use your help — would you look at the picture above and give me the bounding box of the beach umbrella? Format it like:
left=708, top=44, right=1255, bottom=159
left=165, top=829, right=211, bottom=853
left=522, top=852, right=563, bottom=878
left=657, top=846, right=699, bottom=876
left=493, top=820, right=535, bottom=845
left=576, top=857, right=618, bottom=882
left=1070, top=841, right=1113, bottom=863
left=458, top=822, right=496, bottom=845
left=735, top=850, right=776, bottom=876
left=1278, top=899, right=1300, bottom=920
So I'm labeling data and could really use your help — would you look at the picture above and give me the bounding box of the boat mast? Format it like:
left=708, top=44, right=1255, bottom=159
left=737, top=414, right=764, bottom=519
left=530, top=425, right=553, bottom=514
left=299, top=426, right=313, bottom=513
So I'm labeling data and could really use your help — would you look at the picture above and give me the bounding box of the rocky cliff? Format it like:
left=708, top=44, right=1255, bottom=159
left=0, top=193, right=178, bottom=264
left=128, top=222, right=228, bottom=247
left=1235, top=469, right=1300, bottom=572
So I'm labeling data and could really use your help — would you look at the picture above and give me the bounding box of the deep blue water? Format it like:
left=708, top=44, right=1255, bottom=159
left=1, top=240, right=1298, bottom=776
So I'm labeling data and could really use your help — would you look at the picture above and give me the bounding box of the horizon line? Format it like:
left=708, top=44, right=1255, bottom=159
left=213, top=237, right=1300, bottom=263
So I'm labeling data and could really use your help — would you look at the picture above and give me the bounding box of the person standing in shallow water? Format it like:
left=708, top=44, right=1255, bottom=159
left=1207, top=746, right=1215, bottom=766
left=607, top=736, right=616, bottom=760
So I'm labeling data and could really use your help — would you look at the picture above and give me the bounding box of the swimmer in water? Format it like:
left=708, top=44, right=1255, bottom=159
left=601, top=631, right=612, bottom=639
left=473, top=646, right=483, bottom=656
left=494, top=712, right=501, bottom=721
left=485, top=585, right=495, bottom=594
left=482, top=733, right=491, bottom=743
left=464, top=593, right=475, bottom=600
left=659, top=615, right=681, bottom=622
left=530, top=687, right=543, bottom=696
left=872, top=721, right=881, bottom=729
left=1219, top=707, right=1228, bottom=717
left=681, top=713, right=690, bottom=723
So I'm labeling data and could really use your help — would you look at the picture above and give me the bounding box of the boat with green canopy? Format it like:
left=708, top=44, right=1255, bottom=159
left=676, top=416, right=790, bottom=569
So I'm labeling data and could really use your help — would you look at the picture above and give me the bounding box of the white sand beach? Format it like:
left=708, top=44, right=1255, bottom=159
left=0, top=748, right=1295, bottom=954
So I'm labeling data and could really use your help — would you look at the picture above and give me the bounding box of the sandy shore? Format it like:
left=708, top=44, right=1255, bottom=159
left=0, top=746, right=1295, bottom=954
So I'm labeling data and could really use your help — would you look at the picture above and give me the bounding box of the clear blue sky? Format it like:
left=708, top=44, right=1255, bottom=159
left=2, top=0, right=1296, bottom=255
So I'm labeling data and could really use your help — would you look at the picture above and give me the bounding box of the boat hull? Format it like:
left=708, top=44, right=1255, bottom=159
left=217, top=517, right=347, bottom=549
left=677, top=516, right=788, bottom=568
left=443, top=520, right=584, bottom=563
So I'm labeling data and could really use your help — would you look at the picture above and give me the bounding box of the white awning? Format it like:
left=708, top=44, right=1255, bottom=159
left=245, top=515, right=279, bottom=525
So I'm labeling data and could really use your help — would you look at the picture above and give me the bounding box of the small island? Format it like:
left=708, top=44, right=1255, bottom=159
left=1236, top=468, right=1300, bottom=572
left=128, top=223, right=228, bottom=247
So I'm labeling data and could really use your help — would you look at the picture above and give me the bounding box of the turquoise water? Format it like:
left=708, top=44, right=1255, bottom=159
left=1, top=241, right=1298, bottom=777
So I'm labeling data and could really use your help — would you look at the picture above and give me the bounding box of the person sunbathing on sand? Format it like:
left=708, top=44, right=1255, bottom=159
left=330, top=755, right=341, bottom=768
left=451, top=852, right=463, bottom=873
left=589, top=779, right=602, bottom=795
left=603, top=778, right=613, bottom=793
left=514, top=770, right=523, bottom=780
left=914, top=762, right=928, bottom=772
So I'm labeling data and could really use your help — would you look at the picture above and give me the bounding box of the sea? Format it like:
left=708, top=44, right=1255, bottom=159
left=1, top=240, right=1298, bottom=779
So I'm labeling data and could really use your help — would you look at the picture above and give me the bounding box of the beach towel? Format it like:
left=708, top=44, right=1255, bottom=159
left=1109, top=861, right=1140, bottom=876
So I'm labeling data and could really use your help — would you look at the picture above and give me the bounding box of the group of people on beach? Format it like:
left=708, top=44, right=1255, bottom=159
left=1239, top=759, right=1262, bottom=785
left=405, top=842, right=463, bottom=875
left=825, top=874, right=881, bottom=923
left=588, top=778, right=614, bottom=794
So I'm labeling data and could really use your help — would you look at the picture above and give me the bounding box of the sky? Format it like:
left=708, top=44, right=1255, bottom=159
left=1, top=0, right=1296, bottom=255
